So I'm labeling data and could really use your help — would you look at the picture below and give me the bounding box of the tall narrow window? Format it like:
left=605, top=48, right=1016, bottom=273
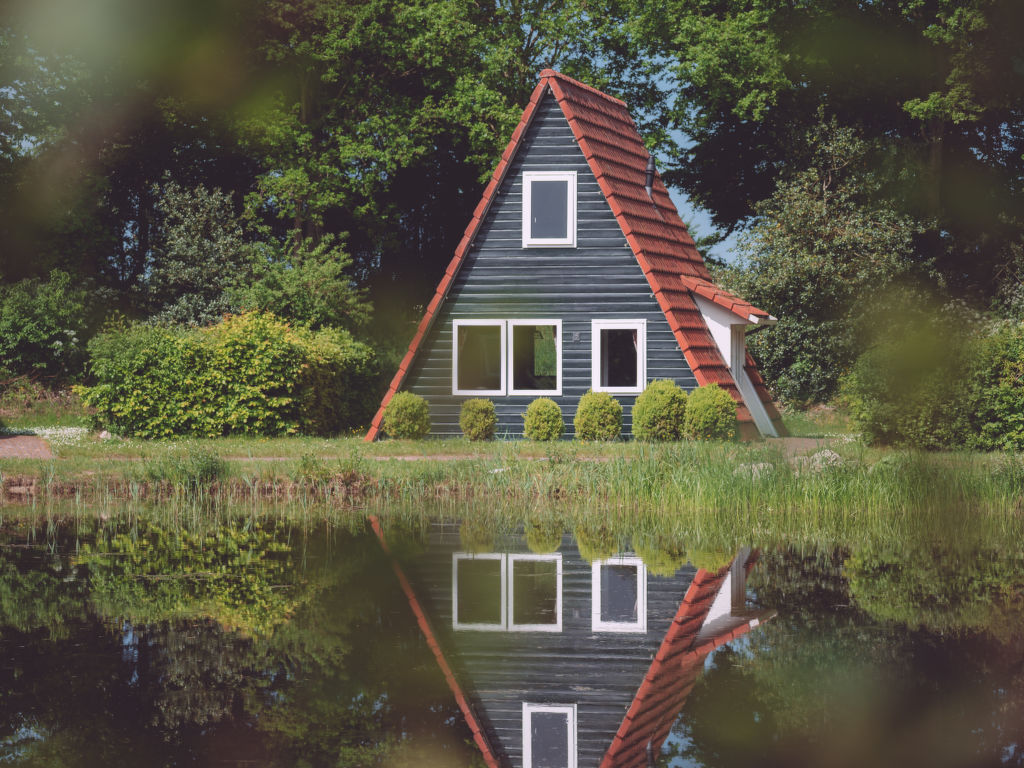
left=522, top=171, right=577, bottom=247
left=591, top=320, right=646, bottom=394
left=592, top=556, right=647, bottom=632
left=509, top=554, right=562, bottom=631
left=452, top=553, right=506, bottom=630
left=510, top=320, right=561, bottom=395
left=453, top=320, right=505, bottom=395
left=523, top=703, right=577, bottom=768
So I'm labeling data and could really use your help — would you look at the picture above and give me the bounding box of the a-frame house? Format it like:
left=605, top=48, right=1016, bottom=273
left=369, top=518, right=773, bottom=768
left=366, top=70, right=786, bottom=440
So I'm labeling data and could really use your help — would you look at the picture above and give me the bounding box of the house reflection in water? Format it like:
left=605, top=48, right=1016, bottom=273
left=371, top=520, right=774, bottom=768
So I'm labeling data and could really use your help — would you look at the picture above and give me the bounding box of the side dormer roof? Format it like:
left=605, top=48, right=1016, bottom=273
left=366, top=70, right=781, bottom=441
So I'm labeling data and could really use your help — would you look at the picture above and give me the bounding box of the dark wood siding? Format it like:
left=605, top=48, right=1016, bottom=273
left=403, top=89, right=696, bottom=437
left=406, top=523, right=698, bottom=768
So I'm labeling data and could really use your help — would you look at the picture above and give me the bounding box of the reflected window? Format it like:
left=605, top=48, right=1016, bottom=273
left=523, top=703, right=576, bottom=768
left=510, top=555, right=562, bottom=631
left=522, top=171, right=577, bottom=247
left=510, top=321, right=561, bottom=395
left=591, top=320, right=646, bottom=393
left=453, top=554, right=505, bottom=630
left=592, top=556, right=647, bottom=632
left=454, top=321, right=505, bottom=395
left=453, top=553, right=562, bottom=632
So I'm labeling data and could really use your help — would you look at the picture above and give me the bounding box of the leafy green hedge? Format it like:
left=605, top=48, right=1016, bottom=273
left=77, top=312, right=377, bottom=437
left=845, top=320, right=1024, bottom=450
left=383, top=391, right=431, bottom=439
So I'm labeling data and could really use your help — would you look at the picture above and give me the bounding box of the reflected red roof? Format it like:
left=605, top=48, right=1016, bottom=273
left=366, top=70, right=781, bottom=441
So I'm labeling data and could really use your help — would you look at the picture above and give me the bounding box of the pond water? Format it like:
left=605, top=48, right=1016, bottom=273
left=0, top=514, right=1021, bottom=767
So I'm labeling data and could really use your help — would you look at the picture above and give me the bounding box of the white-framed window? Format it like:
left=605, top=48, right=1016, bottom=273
left=591, top=319, right=646, bottom=394
left=591, top=556, right=647, bottom=633
left=453, top=320, right=506, bottom=396
left=452, top=553, right=562, bottom=632
left=509, top=554, right=562, bottom=632
left=452, top=553, right=506, bottom=630
left=509, top=319, right=562, bottom=396
left=523, top=703, right=577, bottom=768
left=522, top=171, right=577, bottom=248
left=452, top=319, right=563, bottom=397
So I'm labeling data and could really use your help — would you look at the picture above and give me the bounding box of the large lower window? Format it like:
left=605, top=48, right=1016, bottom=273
left=591, top=556, right=647, bottom=633
left=453, top=321, right=505, bottom=395
left=453, top=319, right=561, bottom=396
left=523, top=703, right=577, bottom=768
left=591, top=319, right=646, bottom=394
left=452, top=553, right=562, bottom=632
left=522, top=171, right=577, bottom=248
left=509, top=320, right=561, bottom=395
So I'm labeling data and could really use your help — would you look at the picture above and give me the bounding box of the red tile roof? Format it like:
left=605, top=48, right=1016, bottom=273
left=600, top=557, right=772, bottom=768
left=366, top=70, right=780, bottom=441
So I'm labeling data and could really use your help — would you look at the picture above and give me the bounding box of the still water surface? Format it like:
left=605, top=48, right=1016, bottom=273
left=0, top=515, right=1021, bottom=767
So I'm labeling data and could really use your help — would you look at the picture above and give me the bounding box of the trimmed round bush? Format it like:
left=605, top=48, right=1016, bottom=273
left=684, top=384, right=737, bottom=440
left=632, top=379, right=688, bottom=441
left=459, top=398, right=497, bottom=441
left=523, top=398, right=563, bottom=441
left=383, top=391, right=430, bottom=439
left=573, top=390, right=622, bottom=441
left=525, top=519, right=563, bottom=554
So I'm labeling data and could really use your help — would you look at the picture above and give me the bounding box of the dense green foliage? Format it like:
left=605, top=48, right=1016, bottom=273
left=684, top=384, right=737, bottom=441
left=573, top=390, right=622, bottom=441
left=719, top=124, right=923, bottom=404
left=383, top=392, right=431, bottom=440
left=458, top=398, right=496, bottom=441
left=0, top=270, right=94, bottom=380
left=523, top=398, right=563, bottom=441
left=632, top=379, right=688, bottom=441
left=969, top=323, right=1024, bottom=451
left=847, top=319, right=1024, bottom=450
left=78, top=312, right=376, bottom=437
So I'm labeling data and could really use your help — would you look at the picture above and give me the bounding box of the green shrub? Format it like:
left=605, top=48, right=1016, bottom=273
left=77, top=311, right=376, bottom=438
left=573, top=524, right=619, bottom=563
left=632, top=379, right=688, bottom=441
left=0, top=269, right=95, bottom=380
left=383, top=391, right=430, bottom=439
left=523, top=398, right=563, bottom=441
left=459, top=398, right=497, bottom=441
left=635, top=537, right=688, bottom=577
left=968, top=323, right=1024, bottom=451
left=684, top=384, right=737, bottom=440
left=843, top=324, right=971, bottom=449
left=574, top=390, right=622, bottom=441
left=525, top=519, right=563, bottom=554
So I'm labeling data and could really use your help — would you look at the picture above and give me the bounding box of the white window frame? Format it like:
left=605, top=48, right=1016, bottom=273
left=522, top=171, right=577, bottom=248
left=452, top=319, right=506, bottom=396
left=523, top=703, right=577, bottom=768
left=591, top=319, right=647, bottom=394
left=508, top=553, right=563, bottom=632
left=452, top=553, right=563, bottom=632
left=591, top=556, right=648, bottom=633
left=508, top=319, right=563, bottom=397
left=452, top=553, right=506, bottom=631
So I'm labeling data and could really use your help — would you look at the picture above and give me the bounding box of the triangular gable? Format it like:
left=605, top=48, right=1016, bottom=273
left=366, top=70, right=782, bottom=441
left=599, top=556, right=773, bottom=768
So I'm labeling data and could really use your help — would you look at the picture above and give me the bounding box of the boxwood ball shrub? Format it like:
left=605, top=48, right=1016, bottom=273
left=77, top=311, right=376, bottom=438
left=684, top=384, right=737, bottom=440
left=632, top=379, right=688, bottom=441
left=574, top=390, right=622, bottom=441
left=459, top=398, right=497, bottom=441
left=383, top=391, right=431, bottom=439
left=523, top=398, right=563, bottom=441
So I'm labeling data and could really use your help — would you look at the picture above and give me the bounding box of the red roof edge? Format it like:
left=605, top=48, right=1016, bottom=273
left=368, top=516, right=502, bottom=768
left=365, top=75, right=552, bottom=440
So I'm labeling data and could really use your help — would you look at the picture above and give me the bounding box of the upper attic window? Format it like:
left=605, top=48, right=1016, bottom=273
left=522, top=171, right=577, bottom=247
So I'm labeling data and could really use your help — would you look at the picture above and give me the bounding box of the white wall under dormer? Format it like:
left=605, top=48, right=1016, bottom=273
left=692, top=296, right=779, bottom=437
